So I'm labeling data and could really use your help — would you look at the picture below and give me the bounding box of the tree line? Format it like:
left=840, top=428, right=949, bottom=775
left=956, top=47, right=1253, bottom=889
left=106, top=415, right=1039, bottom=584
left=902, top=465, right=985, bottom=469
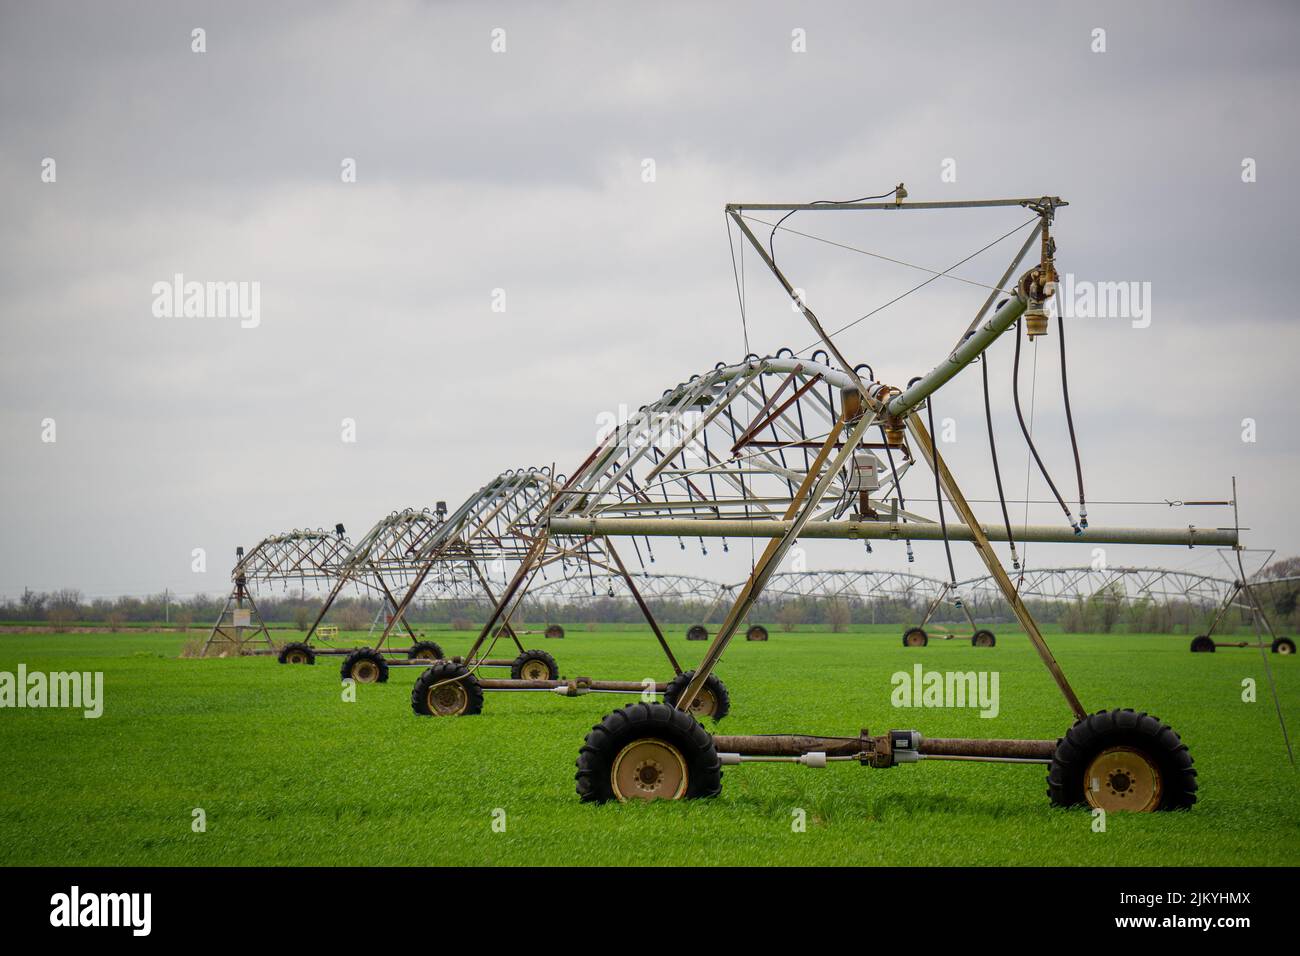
left=4, top=558, right=1297, bottom=634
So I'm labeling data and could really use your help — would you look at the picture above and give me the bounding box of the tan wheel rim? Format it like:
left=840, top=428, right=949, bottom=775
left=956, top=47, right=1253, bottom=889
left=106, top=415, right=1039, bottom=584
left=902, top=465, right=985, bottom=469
left=414, top=649, right=437, bottom=660
left=906, top=633, right=925, bottom=647
left=611, top=738, right=688, bottom=802
left=1085, top=746, right=1162, bottom=812
left=428, top=681, right=468, bottom=716
left=687, top=687, right=718, bottom=718
left=287, top=651, right=308, bottom=664
left=521, top=660, right=549, bottom=680
left=1279, top=643, right=1294, bottom=655
left=352, top=660, right=380, bottom=683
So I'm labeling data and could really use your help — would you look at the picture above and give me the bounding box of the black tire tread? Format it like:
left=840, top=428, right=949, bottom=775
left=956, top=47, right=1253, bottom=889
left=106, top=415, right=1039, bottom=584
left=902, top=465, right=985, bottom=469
left=575, top=701, right=722, bottom=803
left=340, top=646, right=389, bottom=683
left=277, top=641, right=316, bottom=665
left=662, top=669, right=731, bottom=721
left=510, top=648, right=559, bottom=680
left=1046, top=708, right=1197, bottom=811
left=903, top=627, right=928, bottom=647
left=407, top=640, right=445, bottom=660
left=410, top=660, right=484, bottom=716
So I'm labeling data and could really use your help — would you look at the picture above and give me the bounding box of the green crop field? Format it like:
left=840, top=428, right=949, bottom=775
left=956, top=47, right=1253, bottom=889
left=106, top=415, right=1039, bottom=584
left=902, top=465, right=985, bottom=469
left=0, top=626, right=1296, bottom=866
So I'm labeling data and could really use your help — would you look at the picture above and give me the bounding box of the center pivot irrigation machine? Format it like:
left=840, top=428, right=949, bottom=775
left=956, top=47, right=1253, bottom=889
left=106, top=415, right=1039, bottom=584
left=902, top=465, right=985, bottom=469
left=283, top=505, right=467, bottom=677
left=204, top=526, right=371, bottom=657
left=541, top=189, right=1262, bottom=811
left=338, top=468, right=732, bottom=719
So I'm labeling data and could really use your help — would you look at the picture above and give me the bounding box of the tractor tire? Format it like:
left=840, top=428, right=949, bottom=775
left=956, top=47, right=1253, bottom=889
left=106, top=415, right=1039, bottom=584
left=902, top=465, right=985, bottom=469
left=411, top=660, right=484, bottom=717
left=575, top=701, right=722, bottom=804
left=1190, top=635, right=1216, bottom=653
left=746, top=624, right=769, bottom=642
left=278, top=642, right=316, bottom=665
left=662, top=669, right=731, bottom=721
left=545, top=624, right=565, bottom=639
left=407, top=640, right=445, bottom=661
left=341, top=647, right=389, bottom=684
left=686, top=624, right=709, bottom=641
left=903, top=627, right=929, bottom=648
left=511, top=648, right=559, bottom=681
left=1047, top=708, right=1197, bottom=812
left=1272, top=637, right=1296, bottom=655
left=972, top=630, right=996, bottom=648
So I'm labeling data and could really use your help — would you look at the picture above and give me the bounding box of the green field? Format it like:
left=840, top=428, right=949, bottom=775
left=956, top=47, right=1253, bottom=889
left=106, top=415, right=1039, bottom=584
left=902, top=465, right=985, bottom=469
left=1, top=626, right=1296, bottom=866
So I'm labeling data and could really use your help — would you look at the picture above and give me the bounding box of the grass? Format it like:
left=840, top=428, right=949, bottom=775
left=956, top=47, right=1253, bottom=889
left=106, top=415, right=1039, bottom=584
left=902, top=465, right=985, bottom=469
left=0, top=625, right=1296, bottom=866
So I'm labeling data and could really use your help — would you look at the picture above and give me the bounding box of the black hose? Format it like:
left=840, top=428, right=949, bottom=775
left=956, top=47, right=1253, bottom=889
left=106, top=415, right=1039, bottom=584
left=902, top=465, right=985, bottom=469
left=879, top=424, right=914, bottom=562
left=981, top=354, right=1019, bottom=569
left=925, top=398, right=959, bottom=587
left=1057, top=309, right=1088, bottom=527
left=1012, top=318, right=1079, bottom=533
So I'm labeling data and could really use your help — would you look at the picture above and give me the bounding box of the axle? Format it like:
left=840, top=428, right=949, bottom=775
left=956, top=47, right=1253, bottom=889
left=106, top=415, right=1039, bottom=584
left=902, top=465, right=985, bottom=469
left=712, top=729, right=1058, bottom=767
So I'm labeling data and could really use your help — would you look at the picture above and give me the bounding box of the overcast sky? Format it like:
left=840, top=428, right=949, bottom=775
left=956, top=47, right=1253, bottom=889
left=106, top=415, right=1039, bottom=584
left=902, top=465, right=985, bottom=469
left=1, top=0, right=1297, bottom=601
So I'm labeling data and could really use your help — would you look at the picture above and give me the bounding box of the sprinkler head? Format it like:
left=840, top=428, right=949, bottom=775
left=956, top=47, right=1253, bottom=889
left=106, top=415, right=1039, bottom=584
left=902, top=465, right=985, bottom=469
left=1024, top=304, right=1050, bottom=338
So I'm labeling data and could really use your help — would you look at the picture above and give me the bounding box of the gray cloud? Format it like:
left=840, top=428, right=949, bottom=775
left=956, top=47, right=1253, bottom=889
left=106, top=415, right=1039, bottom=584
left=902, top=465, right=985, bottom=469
left=1, top=0, right=1296, bottom=597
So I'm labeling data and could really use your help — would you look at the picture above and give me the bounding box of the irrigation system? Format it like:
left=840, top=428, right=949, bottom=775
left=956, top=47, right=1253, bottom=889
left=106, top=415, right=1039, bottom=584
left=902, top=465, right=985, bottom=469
left=543, top=190, right=1256, bottom=809
left=219, top=187, right=1292, bottom=812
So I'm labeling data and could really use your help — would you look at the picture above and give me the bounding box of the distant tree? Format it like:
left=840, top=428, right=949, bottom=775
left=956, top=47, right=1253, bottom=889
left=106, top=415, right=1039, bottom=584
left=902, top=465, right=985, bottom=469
left=827, top=601, right=851, bottom=633
left=19, top=588, right=48, bottom=620
left=46, top=589, right=82, bottom=631
left=775, top=603, right=805, bottom=632
left=336, top=604, right=369, bottom=632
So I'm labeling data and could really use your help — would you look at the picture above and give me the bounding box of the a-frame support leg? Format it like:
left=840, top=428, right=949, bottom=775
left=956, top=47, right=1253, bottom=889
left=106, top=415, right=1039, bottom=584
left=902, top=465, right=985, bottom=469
left=907, top=411, right=1087, bottom=721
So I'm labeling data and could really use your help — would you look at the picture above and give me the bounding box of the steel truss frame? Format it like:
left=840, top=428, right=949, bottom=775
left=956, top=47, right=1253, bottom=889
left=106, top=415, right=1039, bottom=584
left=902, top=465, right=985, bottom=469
left=358, top=469, right=692, bottom=708
left=298, top=507, right=457, bottom=659
left=526, top=571, right=728, bottom=607
left=204, top=528, right=362, bottom=655
left=559, top=193, right=1252, bottom=807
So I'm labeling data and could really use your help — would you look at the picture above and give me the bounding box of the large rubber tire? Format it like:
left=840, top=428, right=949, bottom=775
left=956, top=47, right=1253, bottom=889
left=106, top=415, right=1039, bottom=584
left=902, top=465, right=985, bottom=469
left=1189, top=635, right=1215, bottom=653
left=903, top=627, right=929, bottom=648
left=511, top=648, right=559, bottom=681
left=545, top=624, right=565, bottom=640
left=746, top=624, right=769, bottom=642
left=1047, top=709, right=1197, bottom=812
left=662, top=669, right=731, bottom=721
left=278, top=642, right=316, bottom=665
left=411, top=661, right=484, bottom=717
left=407, top=640, right=445, bottom=661
left=341, top=647, right=389, bottom=684
left=1273, top=637, right=1296, bottom=655
left=686, top=624, right=709, bottom=641
left=575, top=702, right=722, bottom=804
left=972, top=630, right=996, bottom=648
